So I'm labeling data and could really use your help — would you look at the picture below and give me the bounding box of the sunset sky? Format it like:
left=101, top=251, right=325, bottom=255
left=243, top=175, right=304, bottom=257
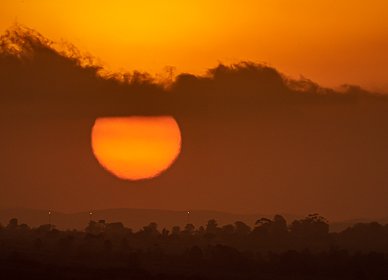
left=1, top=0, right=388, bottom=92
left=1, top=1, right=388, bottom=222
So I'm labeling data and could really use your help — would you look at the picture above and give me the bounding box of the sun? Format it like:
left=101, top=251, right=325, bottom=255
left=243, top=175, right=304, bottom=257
left=91, top=116, right=181, bottom=181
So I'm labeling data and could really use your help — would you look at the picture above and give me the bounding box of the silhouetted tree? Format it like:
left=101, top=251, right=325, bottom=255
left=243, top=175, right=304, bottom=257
left=222, top=224, right=235, bottom=235
left=206, top=219, right=219, bottom=234
left=234, top=221, right=251, bottom=236
left=270, top=214, right=288, bottom=237
left=6, top=218, right=18, bottom=230
left=290, top=213, right=329, bottom=239
left=140, top=222, right=159, bottom=238
left=85, top=220, right=104, bottom=235
left=36, top=224, right=53, bottom=233
left=183, top=223, right=195, bottom=235
left=161, top=228, right=169, bottom=238
left=171, top=225, right=181, bottom=237
left=252, top=217, right=272, bottom=238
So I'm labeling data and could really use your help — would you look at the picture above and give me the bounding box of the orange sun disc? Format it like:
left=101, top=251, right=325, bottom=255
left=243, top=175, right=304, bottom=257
left=91, top=116, right=181, bottom=180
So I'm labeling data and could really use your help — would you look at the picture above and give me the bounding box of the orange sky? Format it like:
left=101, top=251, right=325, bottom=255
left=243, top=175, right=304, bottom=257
left=1, top=0, right=388, bottom=91
left=3, top=7, right=388, bottom=220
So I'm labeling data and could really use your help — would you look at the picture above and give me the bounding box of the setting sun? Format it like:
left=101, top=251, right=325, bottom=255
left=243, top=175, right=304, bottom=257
left=2, top=1, right=388, bottom=277
left=91, top=116, right=181, bottom=181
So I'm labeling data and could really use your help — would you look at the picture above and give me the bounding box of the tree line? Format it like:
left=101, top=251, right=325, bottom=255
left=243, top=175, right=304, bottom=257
left=1, top=213, right=388, bottom=279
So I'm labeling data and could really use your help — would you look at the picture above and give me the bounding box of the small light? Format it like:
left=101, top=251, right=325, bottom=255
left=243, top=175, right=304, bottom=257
left=48, top=211, right=51, bottom=215
left=89, top=212, right=93, bottom=215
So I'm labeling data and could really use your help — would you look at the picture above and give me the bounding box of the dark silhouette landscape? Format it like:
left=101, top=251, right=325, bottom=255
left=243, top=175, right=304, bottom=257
left=2, top=214, right=388, bottom=279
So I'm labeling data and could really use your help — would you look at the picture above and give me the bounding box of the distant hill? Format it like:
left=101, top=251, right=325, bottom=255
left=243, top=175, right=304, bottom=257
left=0, top=208, right=385, bottom=232
left=0, top=208, right=297, bottom=231
left=330, top=217, right=388, bottom=232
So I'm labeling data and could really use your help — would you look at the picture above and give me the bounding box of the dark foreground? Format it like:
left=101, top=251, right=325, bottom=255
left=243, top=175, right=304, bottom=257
left=1, top=214, right=388, bottom=279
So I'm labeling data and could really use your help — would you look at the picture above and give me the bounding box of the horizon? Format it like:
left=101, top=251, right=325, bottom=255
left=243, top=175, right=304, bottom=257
left=1, top=206, right=387, bottom=234
left=1, top=205, right=388, bottom=224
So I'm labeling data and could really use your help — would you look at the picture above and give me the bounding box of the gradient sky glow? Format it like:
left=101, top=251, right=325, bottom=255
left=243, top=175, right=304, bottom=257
left=1, top=0, right=388, bottom=92
left=3, top=7, right=388, bottom=220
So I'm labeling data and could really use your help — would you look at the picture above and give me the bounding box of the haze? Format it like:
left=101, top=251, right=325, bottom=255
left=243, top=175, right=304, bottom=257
left=1, top=1, right=388, bottom=223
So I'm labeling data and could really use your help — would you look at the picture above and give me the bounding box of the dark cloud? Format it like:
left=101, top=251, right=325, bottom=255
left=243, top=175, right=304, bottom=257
left=1, top=26, right=388, bottom=220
